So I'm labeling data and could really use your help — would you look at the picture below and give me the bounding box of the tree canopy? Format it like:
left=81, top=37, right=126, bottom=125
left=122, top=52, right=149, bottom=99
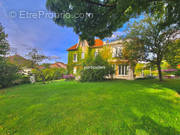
left=123, top=15, right=179, bottom=81
left=0, top=24, right=9, bottom=61
left=46, top=0, right=180, bottom=44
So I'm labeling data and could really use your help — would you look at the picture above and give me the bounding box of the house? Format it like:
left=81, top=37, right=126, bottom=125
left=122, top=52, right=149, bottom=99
left=50, top=62, right=67, bottom=69
left=67, top=39, right=134, bottom=80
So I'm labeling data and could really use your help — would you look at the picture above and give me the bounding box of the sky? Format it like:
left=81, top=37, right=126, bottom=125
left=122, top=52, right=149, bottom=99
left=0, top=0, right=131, bottom=64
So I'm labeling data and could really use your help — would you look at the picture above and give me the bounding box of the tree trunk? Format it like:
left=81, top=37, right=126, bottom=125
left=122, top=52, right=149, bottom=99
left=157, top=62, right=163, bottom=81
left=36, top=68, right=46, bottom=84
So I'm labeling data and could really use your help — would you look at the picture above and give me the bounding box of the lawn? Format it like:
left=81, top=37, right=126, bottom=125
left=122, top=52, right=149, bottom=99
left=0, top=79, right=180, bottom=135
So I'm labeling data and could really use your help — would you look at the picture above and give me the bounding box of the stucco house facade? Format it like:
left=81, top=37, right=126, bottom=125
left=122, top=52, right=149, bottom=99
left=67, top=39, right=134, bottom=80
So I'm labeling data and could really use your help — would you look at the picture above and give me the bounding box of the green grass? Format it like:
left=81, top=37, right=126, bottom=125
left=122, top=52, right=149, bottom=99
left=0, top=79, right=180, bottom=135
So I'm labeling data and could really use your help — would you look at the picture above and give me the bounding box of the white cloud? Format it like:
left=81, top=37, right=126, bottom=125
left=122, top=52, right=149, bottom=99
left=106, top=31, right=126, bottom=41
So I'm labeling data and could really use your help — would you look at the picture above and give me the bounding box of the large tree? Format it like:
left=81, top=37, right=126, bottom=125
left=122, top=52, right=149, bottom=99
left=125, top=15, right=179, bottom=81
left=0, top=24, right=18, bottom=88
left=0, top=24, right=9, bottom=61
left=122, top=38, right=145, bottom=79
left=46, top=0, right=180, bottom=44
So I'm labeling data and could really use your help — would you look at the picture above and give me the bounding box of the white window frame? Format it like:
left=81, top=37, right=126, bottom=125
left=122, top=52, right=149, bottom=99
left=73, top=67, right=77, bottom=74
left=118, top=65, right=128, bottom=76
left=73, top=54, right=77, bottom=62
left=94, top=50, right=99, bottom=57
left=112, top=47, right=122, bottom=57
left=81, top=52, right=85, bottom=59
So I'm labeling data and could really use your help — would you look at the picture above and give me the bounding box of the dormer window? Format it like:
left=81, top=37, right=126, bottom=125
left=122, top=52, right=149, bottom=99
left=81, top=52, right=85, bottom=59
left=112, top=47, right=122, bottom=57
left=73, top=54, right=77, bottom=62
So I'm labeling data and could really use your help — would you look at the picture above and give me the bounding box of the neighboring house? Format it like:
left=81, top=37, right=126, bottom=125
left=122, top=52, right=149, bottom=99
left=50, top=62, right=67, bottom=69
left=21, top=68, right=32, bottom=75
left=67, top=39, right=134, bottom=80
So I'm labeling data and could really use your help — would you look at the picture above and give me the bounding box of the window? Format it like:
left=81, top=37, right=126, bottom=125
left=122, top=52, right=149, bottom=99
left=73, top=67, right=77, bottom=74
left=82, top=41, right=85, bottom=46
left=112, top=47, right=122, bottom=57
left=94, top=50, right=98, bottom=57
left=118, top=65, right=128, bottom=76
left=73, top=54, right=77, bottom=62
left=81, top=52, right=85, bottom=59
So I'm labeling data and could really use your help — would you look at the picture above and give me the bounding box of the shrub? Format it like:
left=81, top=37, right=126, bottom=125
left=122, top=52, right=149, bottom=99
left=80, top=55, right=114, bottom=82
left=0, top=62, right=19, bottom=88
left=32, top=68, right=67, bottom=82
left=175, top=70, right=180, bottom=76
left=13, top=75, right=30, bottom=85
left=136, top=75, right=156, bottom=80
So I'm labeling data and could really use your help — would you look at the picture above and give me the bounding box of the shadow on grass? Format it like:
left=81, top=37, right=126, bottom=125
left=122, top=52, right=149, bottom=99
left=130, top=116, right=180, bottom=135
left=134, top=79, right=180, bottom=94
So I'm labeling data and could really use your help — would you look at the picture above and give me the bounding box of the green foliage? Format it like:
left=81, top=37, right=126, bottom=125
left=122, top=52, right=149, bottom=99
left=32, top=68, right=67, bottom=82
left=165, top=39, right=180, bottom=68
left=175, top=70, right=180, bottom=76
left=125, top=15, right=179, bottom=81
left=0, top=24, right=20, bottom=88
left=0, top=24, right=9, bottom=61
left=13, top=75, right=30, bottom=85
left=46, top=0, right=180, bottom=44
left=80, top=55, right=114, bottom=82
left=0, top=62, right=19, bottom=88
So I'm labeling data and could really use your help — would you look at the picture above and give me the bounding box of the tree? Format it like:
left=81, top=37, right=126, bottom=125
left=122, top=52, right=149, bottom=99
left=46, top=0, right=180, bottom=43
left=26, top=48, right=49, bottom=83
left=125, top=15, right=179, bottom=81
left=0, top=24, right=9, bottom=61
left=0, top=63, right=19, bottom=88
left=0, top=24, right=18, bottom=88
left=165, top=39, right=180, bottom=68
left=122, top=38, right=145, bottom=79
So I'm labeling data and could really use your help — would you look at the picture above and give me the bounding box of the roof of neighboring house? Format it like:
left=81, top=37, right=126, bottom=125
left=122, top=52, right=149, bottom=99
left=67, top=39, right=104, bottom=51
left=178, top=64, right=180, bottom=69
left=50, top=62, right=67, bottom=69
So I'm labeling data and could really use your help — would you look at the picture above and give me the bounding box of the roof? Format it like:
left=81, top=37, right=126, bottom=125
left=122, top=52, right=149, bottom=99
left=91, top=39, right=104, bottom=48
left=67, top=39, right=104, bottom=51
left=67, top=43, right=78, bottom=51
left=50, top=62, right=67, bottom=69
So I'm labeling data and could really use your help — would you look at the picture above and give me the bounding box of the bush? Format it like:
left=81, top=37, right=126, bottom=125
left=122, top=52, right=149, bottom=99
left=175, top=70, right=180, bottom=76
left=0, top=62, right=19, bottom=88
left=136, top=75, right=156, bottom=80
left=80, top=55, right=114, bottom=82
left=32, top=68, right=67, bottom=82
left=13, top=75, right=30, bottom=85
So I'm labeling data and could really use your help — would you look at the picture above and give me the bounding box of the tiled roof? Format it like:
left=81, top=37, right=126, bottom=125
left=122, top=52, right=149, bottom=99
left=91, top=39, right=104, bottom=48
left=67, top=43, right=78, bottom=51
left=50, top=62, right=67, bottom=69
left=67, top=39, right=103, bottom=51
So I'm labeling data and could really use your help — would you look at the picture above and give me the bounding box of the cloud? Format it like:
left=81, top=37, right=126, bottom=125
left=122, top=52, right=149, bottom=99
left=105, top=31, right=126, bottom=41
